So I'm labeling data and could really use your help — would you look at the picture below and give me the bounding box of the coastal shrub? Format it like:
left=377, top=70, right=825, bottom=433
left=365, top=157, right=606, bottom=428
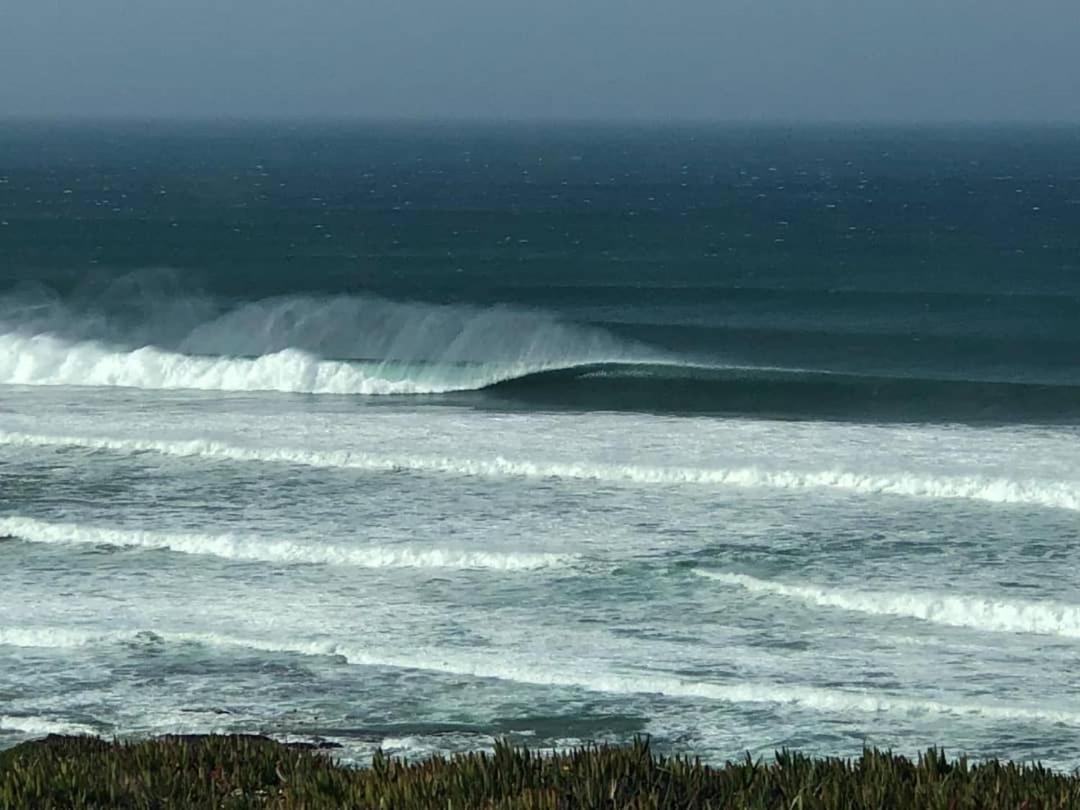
left=2, top=734, right=1079, bottom=809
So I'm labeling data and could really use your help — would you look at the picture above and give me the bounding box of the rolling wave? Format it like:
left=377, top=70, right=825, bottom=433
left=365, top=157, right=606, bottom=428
left=0, top=333, right=590, bottom=395
left=4, top=627, right=1079, bottom=726
left=3, top=430, right=1078, bottom=511
left=0, top=516, right=574, bottom=571
left=696, top=571, right=1080, bottom=638
left=0, top=286, right=645, bottom=395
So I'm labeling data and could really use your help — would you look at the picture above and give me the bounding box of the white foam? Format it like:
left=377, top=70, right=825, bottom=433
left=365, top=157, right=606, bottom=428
left=697, top=570, right=1080, bottom=638
left=0, top=626, right=106, bottom=649
left=3, top=430, right=1078, bottom=512
left=176, top=632, right=1080, bottom=727
left=0, top=715, right=97, bottom=736
left=0, top=516, right=574, bottom=571
left=6, top=626, right=1077, bottom=726
left=0, top=333, right=500, bottom=394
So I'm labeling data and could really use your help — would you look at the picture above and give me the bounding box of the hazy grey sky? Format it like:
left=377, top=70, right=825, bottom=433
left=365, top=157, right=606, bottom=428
left=2, top=0, right=1078, bottom=121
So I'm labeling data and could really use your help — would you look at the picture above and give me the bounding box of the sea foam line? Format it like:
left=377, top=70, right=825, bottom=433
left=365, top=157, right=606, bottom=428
left=3, top=430, right=1079, bottom=512
left=696, top=570, right=1080, bottom=639
left=6, top=627, right=1076, bottom=727
left=0, top=715, right=98, bottom=737
left=0, top=516, right=573, bottom=571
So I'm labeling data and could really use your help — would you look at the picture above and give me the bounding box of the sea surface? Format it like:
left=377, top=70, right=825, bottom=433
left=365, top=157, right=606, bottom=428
left=2, top=123, right=1080, bottom=767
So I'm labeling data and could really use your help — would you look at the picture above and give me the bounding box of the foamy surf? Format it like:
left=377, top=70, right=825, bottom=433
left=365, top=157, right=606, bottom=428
left=6, top=626, right=1077, bottom=727
left=12, top=628, right=1078, bottom=728
left=696, top=571, right=1080, bottom=638
left=0, top=290, right=647, bottom=396
left=0, top=626, right=109, bottom=650
left=0, top=516, right=575, bottom=571
left=0, top=333, right=530, bottom=395
left=0, top=716, right=98, bottom=737
left=179, top=633, right=1080, bottom=726
left=3, top=430, right=1079, bottom=511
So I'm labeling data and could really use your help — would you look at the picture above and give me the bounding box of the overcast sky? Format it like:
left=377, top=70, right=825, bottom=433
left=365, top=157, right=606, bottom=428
left=2, top=0, right=1078, bottom=121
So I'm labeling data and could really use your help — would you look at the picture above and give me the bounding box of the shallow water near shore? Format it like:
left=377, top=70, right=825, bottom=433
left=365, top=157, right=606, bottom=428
left=2, top=124, right=1080, bottom=768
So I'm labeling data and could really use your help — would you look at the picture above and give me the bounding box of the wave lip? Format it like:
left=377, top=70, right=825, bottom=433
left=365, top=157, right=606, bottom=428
left=0, top=516, right=574, bottom=571
left=696, top=570, right=1080, bottom=638
left=4, top=430, right=1080, bottom=512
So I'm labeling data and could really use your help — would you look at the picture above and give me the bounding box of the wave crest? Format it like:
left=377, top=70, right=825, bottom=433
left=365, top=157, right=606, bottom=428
left=696, top=570, right=1080, bottom=638
left=0, top=516, right=574, bottom=571
left=0, top=284, right=642, bottom=395
left=4, top=431, right=1079, bottom=512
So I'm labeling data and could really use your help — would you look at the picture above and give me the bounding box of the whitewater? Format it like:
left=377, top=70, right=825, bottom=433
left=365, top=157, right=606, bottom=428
left=5, top=321, right=1080, bottom=766
left=4, top=124, right=1080, bottom=770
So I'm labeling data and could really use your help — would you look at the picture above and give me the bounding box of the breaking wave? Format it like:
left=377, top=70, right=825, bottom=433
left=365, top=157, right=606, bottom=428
left=0, top=332, right=634, bottom=396
left=0, top=283, right=643, bottom=395
left=0, top=516, right=575, bottom=571
left=6, top=279, right=1080, bottom=420
left=696, top=571, right=1080, bottom=638
left=3, top=430, right=1079, bottom=511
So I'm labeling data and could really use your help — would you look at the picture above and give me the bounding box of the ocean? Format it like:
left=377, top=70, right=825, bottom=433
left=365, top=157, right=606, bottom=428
left=1, top=123, right=1079, bottom=767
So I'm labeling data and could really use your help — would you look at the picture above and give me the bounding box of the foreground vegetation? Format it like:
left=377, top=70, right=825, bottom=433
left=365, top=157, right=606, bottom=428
left=2, top=734, right=1079, bottom=809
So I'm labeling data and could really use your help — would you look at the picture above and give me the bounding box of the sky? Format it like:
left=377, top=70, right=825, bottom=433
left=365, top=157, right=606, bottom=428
left=2, top=0, right=1078, bottom=122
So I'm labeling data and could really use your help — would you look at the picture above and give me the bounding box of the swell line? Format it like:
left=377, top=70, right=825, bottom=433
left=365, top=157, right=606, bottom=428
left=696, top=570, right=1080, bottom=638
left=0, top=516, right=573, bottom=572
left=3, top=430, right=1079, bottom=511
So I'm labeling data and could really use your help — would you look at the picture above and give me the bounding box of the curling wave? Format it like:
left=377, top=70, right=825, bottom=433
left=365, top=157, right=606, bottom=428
left=3, top=430, right=1079, bottom=511
left=696, top=570, right=1080, bottom=638
left=0, top=288, right=643, bottom=395
left=0, top=516, right=575, bottom=571
left=0, top=333, right=605, bottom=395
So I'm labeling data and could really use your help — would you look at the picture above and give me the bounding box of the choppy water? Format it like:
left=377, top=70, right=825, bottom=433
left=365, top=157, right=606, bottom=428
left=2, top=124, right=1080, bottom=767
